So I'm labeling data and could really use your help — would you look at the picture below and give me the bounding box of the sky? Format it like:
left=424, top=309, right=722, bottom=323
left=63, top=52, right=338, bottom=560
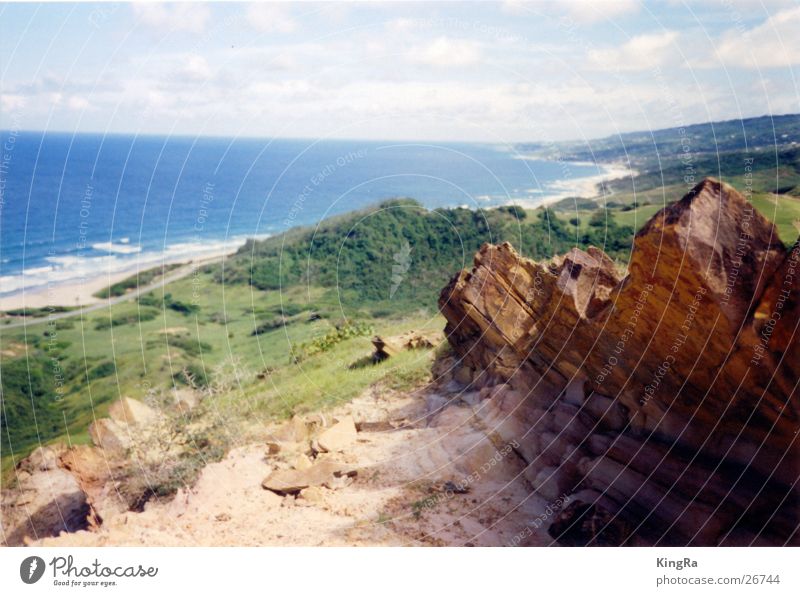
left=1, top=1, right=799, bottom=143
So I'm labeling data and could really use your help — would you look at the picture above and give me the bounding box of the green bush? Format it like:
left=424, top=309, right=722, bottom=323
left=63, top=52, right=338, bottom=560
left=87, top=361, right=116, bottom=381
left=173, top=361, right=210, bottom=388
left=0, top=353, right=63, bottom=449
left=94, top=264, right=182, bottom=299
left=166, top=334, right=213, bottom=357
left=251, top=317, right=291, bottom=336
left=94, top=306, right=161, bottom=330
left=296, top=321, right=374, bottom=360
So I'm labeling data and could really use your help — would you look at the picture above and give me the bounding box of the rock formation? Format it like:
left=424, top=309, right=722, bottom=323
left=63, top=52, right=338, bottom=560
left=439, top=178, right=799, bottom=545
left=0, top=445, right=97, bottom=545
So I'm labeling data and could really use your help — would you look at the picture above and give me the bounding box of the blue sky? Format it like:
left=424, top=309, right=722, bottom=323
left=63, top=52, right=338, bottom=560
left=1, top=1, right=798, bottom=142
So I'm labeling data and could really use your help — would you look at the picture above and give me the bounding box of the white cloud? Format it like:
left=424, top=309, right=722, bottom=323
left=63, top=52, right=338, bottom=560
left=408, top=37, right=483, bottom=67
left=67, top=96, right=90, bottom=111
left=589, top=31, right=680, bottom=71
left=246, top=3, right=297, bottom=34
left=0, top=94, right=26, bottom=112
left=181, top=55, right=212, bottom=81
left=133, top=3, right=210, bottom=34
left=716, top=6, right=800, bottom=68
left=504, top=0, right=640, bottom=23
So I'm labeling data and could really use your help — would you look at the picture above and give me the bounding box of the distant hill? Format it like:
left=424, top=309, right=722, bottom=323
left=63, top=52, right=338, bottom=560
left=519, top=113, right=800, bottom=197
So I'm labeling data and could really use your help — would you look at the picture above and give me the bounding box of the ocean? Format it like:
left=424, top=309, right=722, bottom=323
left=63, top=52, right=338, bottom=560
left=0, top=131, right=602, bottom=298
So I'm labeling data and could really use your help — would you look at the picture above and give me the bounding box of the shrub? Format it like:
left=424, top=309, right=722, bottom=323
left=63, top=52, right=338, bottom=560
left=251, top=317, right=291, bottom=336
left=87, top=361, right=116, bottom=381
left=165, top=334, right=212, bottom=357
left=94, top=264, right=182, bottom=299
left=173, top=361, right=210, bottom=388
left=94, top=307, right=160, bottom=330
left=295, top=321, right=374, bottom=360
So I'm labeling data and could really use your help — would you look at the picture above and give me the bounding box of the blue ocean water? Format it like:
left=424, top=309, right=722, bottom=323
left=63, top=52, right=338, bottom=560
left=0, top=131, right=600, bottom=297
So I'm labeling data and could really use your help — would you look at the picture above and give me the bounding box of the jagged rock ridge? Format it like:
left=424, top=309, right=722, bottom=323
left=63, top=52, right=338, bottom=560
left=439, top=178, right=799, bottom=545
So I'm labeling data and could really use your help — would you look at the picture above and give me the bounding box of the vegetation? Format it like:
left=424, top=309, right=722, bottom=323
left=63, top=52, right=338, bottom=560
left=0, top=351, right=65, bottom=450
left=93, top=263, right=182, bottom=299
left=2, top=305, right=76, bottom=317
left=93, top=306, right=161, bottom=330
left=295, top=321, right=374, bottom=361
left=214, top=199, right=636, bottom=319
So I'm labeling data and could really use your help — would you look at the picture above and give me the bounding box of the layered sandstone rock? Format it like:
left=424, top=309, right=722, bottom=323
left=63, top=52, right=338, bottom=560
left=439, top=178, right=799, bottom=545
left=1, top=445, right=97, bottom=545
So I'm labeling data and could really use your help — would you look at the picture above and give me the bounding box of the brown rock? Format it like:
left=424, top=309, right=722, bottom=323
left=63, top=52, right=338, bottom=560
left=88, top=418, right=131, bottom=453
left=298, top=486, right=325, bottom=503
left=262, top=460, right=357, bottom=495
left=291, top=453, right=313, bottom=471
left=24, top=445, right=62, bottom=472
left=438, top=178, right=800, bottom=546
left=371, top=330, right=443, bottom=361
left=2, top=455, right=93, bottom=546
left=108, top=397, right=157, bottom=426
left=272, top=416, right=310, bottom=443
left=317, top=416, right=357, bottom=453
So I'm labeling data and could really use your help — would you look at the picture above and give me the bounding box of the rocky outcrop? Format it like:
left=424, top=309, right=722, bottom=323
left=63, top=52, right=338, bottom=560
left=371, top=330, right=443, bottom=362
left=1, top=446, right=97, bottom=545
left=2, top=396, right=186, bottom=545
left=439, top=178, right=799, bottom=545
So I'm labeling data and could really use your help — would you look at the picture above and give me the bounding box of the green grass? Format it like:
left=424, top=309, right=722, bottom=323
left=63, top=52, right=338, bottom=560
left=1, top=265, right=441, bottom=475
left=749, top=193, right=800, bottom=244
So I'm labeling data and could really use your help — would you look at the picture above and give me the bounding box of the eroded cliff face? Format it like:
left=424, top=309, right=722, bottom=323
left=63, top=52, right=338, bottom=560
left=439, top=178, right=799, bottom=545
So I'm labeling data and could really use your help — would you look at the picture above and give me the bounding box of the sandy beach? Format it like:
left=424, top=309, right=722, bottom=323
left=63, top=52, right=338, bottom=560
left=0, top=250, right=238, bottom=311
left=502, top=159, right=636, bottom=210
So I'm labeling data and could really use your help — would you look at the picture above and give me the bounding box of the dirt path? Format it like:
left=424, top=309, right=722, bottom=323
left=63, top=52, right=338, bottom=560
left=36, top=386, right=550, bottom=546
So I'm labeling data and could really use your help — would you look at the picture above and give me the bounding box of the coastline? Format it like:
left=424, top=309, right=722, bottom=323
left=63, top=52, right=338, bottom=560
left=0, top=249, right=238, bottom=311
left=0, top=161, right=634, bottom=311
left=518, top=161, right=636, bottom=209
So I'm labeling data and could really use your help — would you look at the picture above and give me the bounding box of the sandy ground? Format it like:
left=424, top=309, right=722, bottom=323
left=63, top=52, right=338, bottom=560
left=36, top=386, right=550, bottom=547
left=0, top=270, right=139, bottom=310
left=0, top=251, right=236, bottom=311
left=506, top=161, right=637, bottom=209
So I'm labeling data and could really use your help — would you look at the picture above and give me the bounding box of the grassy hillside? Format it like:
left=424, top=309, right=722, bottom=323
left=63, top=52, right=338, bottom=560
left=0, top=272, right=438, bottom=475
left=214, top=198, right=635, bottom=316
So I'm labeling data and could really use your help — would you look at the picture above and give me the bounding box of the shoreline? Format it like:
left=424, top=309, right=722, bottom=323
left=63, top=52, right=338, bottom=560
left=514, top=161, right=636, bottom=209
left=0, top=249, right=238, bottom=312
left=0, top=161, right=635, bottom=311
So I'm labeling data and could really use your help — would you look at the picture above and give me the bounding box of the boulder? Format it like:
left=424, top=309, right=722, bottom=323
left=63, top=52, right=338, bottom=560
left=24, top=446, right=61, bottom=472
left=371, top=330, right=443, bottom=361
left=89, top=418, right=131, bottom=453
left=272, top=416, right=311, bottom=443
left=262, top=460, right=357, bottom=494
left=2, top=455, right=93, bottom=546
left=316, top=416, right=357, bottom=453
left=108, top=397, right=157, bottom=427
left=298, top=486, right=325, bottom=503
